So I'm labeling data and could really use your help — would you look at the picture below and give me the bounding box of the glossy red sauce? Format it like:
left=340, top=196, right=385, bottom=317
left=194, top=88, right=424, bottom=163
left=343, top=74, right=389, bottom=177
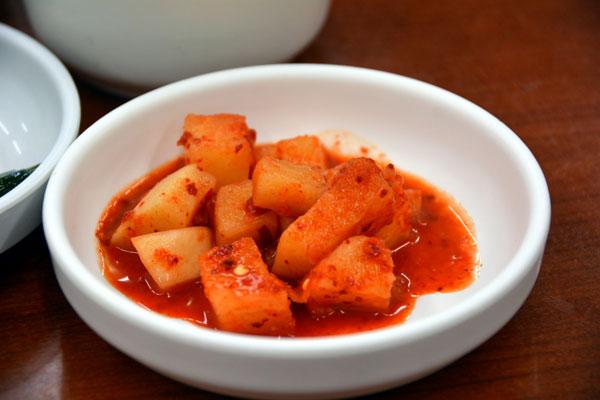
left=96, top=157, right=479, bottom=337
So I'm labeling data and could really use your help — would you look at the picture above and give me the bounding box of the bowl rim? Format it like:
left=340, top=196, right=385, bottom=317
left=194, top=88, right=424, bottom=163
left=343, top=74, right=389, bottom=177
left=43, top=64, right=550, bottom=358
left=0, top=22, right=80, bottom=215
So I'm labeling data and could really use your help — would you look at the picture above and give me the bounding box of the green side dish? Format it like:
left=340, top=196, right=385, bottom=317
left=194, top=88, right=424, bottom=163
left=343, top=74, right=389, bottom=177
left=0, top=165, right=39, bottom=197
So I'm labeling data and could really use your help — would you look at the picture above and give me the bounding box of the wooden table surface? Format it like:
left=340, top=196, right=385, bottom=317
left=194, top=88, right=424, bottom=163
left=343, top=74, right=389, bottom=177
left=1, top=0, right=599, bottom=398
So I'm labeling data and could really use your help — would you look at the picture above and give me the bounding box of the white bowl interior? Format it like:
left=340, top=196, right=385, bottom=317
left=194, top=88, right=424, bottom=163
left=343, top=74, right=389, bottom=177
left=58, top=66, right=541, bottom=320
left=0, top=23, right=79, bottom=252
left=0, top=25, right=64, bottom=175
left=44, top=65, right=550, bottom=397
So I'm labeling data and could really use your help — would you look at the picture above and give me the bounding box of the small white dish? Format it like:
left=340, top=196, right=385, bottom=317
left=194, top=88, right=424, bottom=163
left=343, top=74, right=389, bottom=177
left=0, top=23, right=80, bottom=254
left=43, top=64, right=550, bottom=398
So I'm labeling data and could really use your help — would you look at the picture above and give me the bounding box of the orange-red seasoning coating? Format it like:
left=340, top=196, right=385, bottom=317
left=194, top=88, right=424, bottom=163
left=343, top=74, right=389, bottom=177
left=96, top=159, right=479, bottom=337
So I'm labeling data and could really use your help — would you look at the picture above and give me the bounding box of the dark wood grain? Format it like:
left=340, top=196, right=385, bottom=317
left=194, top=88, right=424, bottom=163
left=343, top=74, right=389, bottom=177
left=1, top=0, right=599, bottom=398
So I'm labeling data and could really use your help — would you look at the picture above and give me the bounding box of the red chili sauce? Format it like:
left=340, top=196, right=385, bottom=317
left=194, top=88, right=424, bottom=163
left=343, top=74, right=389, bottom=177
left=96, top=157, right=479, bottom=337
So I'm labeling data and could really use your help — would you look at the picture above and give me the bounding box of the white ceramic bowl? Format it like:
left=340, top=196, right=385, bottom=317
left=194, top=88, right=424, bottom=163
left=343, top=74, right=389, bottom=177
left=24, top=0, right=331, bottom=96
left=43, top=65, right=550, bottom=399
left=0, top=23, right=80, bottom=254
